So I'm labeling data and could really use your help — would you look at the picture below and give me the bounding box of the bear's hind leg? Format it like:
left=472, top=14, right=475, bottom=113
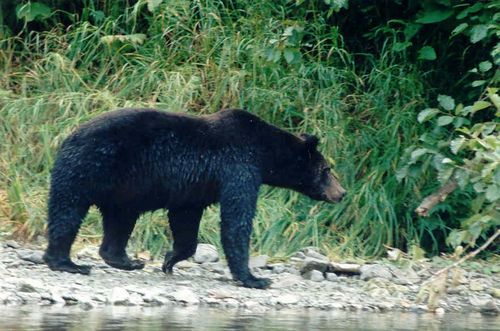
left=43, top=203, right=91, bottom=275
left=162, top=208, right=203, bottom=273
left=99, top=209, right=144, bottom=270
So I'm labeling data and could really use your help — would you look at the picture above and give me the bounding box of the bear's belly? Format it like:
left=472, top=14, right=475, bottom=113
left=97, top=180, right=219, bottom=213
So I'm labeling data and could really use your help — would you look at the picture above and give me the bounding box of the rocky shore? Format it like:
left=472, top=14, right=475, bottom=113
left=1, top=241, right=498, bottom=315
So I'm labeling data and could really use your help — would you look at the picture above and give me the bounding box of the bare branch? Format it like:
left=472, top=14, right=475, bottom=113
left=415, top=179, right=458, bottom=217
left=422, top=228, right=500, bottom=286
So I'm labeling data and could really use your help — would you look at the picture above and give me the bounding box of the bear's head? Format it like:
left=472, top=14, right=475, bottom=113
left=292, top=134, right=346, bottom=203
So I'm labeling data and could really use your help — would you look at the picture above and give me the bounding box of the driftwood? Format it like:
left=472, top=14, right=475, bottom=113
left=415, top=179, right=458, bottom=217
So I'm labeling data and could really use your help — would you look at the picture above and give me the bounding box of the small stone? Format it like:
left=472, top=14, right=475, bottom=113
left=376, top=301, right=395, bottom=311
left=330, top=262, right=361, bottom=274
left=469, top=296, right=491, bottom=308
left=128, top=293, right=144, bottom=306
left=302, top=247, right=329, bottom=261
left=18, top=279, right=44, bottom=293
left=244, top=300, right=259, bottom=309
left=175, top=260, right=197, bottom=269
left=109, top=287, right=130, bottom=305
left=491, top=288, right=500, bottom=299
left=271, top=274, right=303, bottom=288
left=369, top=288, right=390, bottom=298
left=470, top=279, right=485, bottom=291
left=291, top=251, right=306, bottom=260
left=360, top=264, right=392, bottom=281
left=171, top=287, right=199, bottom=304
left=270, top=263, right=286, bottom=274
left=326, top=272, right=338, bottom=281
left=17, top=250, right=45, bottom=264
left=4, top=240, right=20, bottom=249
left=387, top=248, right=402, bottom=261
left=276, top=294, right=300, bottom=305
left=249, top=255, right=269, bottom=269
left=300, top=257, right=331, bottom=274
left=434, top=307, right=445, bottom=315
left=480, top=300, right=499, bottom=316
left=193, top=244, right=219, bottom=264
left=76, top=245, right=100, bottom=260
left=304, top=270, right=324, bottom=282
left=223, top=298, right=239, bottom=308
left=210, top=289, right=234, bottom=299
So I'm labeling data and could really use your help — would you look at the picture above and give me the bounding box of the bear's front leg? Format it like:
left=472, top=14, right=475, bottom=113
left=220, top=179, right=271, bottom=289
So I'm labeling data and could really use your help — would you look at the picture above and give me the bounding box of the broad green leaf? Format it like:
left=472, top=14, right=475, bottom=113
left=404, top=23, right=422, bottom=40
left=472, top=80, right=486, bottom=87
left=451, top=23, right=468, bottom=36
left=454, top=168, right=470, bottom=189
left=487, top=88, right=500, bottom=110
left=447, top=230, right=466, bottom=248
left=284, top=49, right=301, bottom=64
left=418, top=46, right=437, bottom=60
left=393, top=41, right=412, bottom=52
left=479, top=61, right=492, bottom=72
left=147, top=0, right=163, bottom=12
left=417, top=108, right=439, bottom=123
left=471, top=100, right=491, bottom=113
left=470, top=25, right=488, bottom=43
left=486, top=185, right=500, bottom=202
left=467, top=222, right=482, bottom=242
left=437, top=115, right=454, bottom=126
left=264, top=48, right=281, bottom=63
left=473, top=182, right=485, bottom=193
left=450, top=136, right=466, bottom=154
left=438, top=94, right=455, bottom=110
left=410, top=148, right=429, bottom=164
left=416, top=8, right=453, bottom=24
left=456, top=3, right=483, bottom=20
left=16, top=2, right=52, bottom=22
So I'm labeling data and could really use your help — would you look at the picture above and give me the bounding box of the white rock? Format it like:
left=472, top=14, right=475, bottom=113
left=435, top=307, right=445, bottom=315
left=305, top=270, right=324, bottom=282
left=224, top=298, right=239, bottom=308
left=171, top=287, right=199, bottom=304
left=360, top=264, right=393, bottom=281
left=271, top=274, right=303, bottom=288
left=300, top=257, right=331, bottom=274
left=128, top=293, right=144, bottom=306
left=17, top=250, right=45, bottom=264
left=193, top=244, right=219, bottom=263
left=276, top=294, right=300, bottom=305
left=249, top=255, right=269, bottom=269
left=108, top=287, right=130, bottom=305
left=326, top=272, right=338, bottom=281
left=302, top=247, right=329, bottom=261
left=470, top=279, right=485, bottom=291
left=76, top=246, right=100, bottom=260
left=18, top=279, right=44, bottom=293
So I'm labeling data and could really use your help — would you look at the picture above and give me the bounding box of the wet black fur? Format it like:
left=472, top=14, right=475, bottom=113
left=43, top=108, right=334, bottom=289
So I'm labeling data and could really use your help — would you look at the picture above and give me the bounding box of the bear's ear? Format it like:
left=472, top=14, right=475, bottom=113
left=300, top=133, right=319, bottom=151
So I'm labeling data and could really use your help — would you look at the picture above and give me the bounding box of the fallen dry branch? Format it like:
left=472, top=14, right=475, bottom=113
left=415, top=179, right=458, bottom=217
left=417, top=228, right=500, bottom=310
left=425, top=228, right=500, bottom=282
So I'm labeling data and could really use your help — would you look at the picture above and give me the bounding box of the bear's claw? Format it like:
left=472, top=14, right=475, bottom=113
left=45, top=259, right=92, bottom=275
left=240, top=276, right=272, bottom=289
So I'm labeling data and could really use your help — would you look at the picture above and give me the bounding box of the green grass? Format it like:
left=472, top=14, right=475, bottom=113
left=0, top=1, right=439, bottom=259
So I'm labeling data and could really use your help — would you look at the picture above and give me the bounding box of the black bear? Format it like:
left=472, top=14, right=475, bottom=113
left=43, top=108, right=346, bottom=289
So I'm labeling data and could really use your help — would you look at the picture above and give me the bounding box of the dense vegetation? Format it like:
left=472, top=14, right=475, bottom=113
left=0, top=0, right=498, bottom=259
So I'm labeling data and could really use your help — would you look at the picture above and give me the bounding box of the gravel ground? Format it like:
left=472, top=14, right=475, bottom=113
left=1, top=240, right=498, bottom=315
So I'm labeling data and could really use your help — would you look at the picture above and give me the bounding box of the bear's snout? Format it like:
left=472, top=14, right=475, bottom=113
left=323, top=176, right=346, bottom=203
